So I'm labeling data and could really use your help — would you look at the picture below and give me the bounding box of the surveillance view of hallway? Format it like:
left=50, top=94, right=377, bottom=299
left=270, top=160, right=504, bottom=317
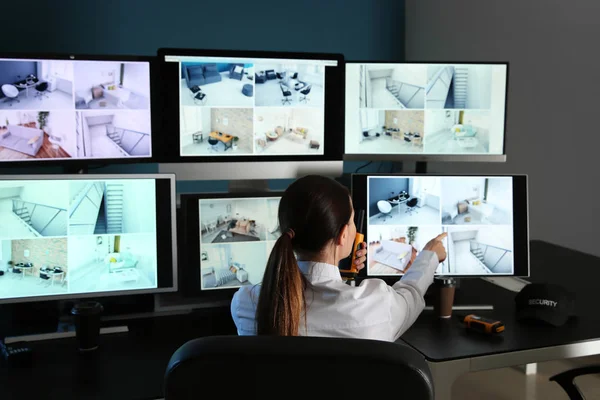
left=426, top=65, right=492, bottom=109
left=424, top=110, right=491, bottom=154
left=68, top=234, right=157, bottom=294
left=0, top=181, right=68, bottom=239
left=359, top=64, right=426, bottom=109
left=0, top=238, right=68, bottom=300
left=68, top=180, right=156, bottom=235
left=75, top=111, right=151, bottom=159
left=443, top=226, right=514, bottom=275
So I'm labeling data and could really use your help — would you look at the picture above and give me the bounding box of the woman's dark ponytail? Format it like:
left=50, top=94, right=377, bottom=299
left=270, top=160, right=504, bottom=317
left=256, top=229, right=306, bottom=336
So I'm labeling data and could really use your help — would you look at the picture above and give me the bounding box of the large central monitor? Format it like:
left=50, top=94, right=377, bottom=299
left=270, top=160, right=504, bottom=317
left=0, top=53, right=157, bottom=167
left=179, top=192, right=282, bottom=299
left=156, top=48, right=345, bottom=180
left=351, top=173, right=529, bottom=278
left=0, top=174, right=177, bottom=304
left=344, top=62, right=508, bottom=162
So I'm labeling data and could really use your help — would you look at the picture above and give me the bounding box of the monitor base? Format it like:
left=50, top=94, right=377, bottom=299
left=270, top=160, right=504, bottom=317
left=228, top=179, right=269, bottom=193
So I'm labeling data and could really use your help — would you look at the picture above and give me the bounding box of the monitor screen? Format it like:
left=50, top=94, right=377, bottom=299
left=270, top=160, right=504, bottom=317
left=351, top=174, right=529, bottom=278
left=345, top=63, right=508, bottom=161
left=179, top=192, right=282, bottom=296
left=157, top=48, right=344, bottom=165
left=0, top=174, right=177, bottom=304
left=0, top=54, right=154, bottom=165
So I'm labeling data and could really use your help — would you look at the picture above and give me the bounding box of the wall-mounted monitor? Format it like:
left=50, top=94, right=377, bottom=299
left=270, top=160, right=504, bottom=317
left=345, top=62, right=508, bottom=162
left=179, top=192, right=282, bottom=299
left=156, top=48, right=344, bottom=180
left=0, top=174, right=177, bottom=304
left=351, top=173, right=529, bottom=279
left=0, top=53, right=158, bottom=167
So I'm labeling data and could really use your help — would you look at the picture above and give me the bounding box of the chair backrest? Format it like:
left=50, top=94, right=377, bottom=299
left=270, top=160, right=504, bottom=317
left=408, top=198, right=419, bottom=207
left=36, top=82, right=48, bottom=91
left=164, top=335, right=434, bottom=400
left=377, top=200, right=392, bottom=213
left=2, top=84, right=19, bottom=97
left=302, top=84, right=312, bottom=94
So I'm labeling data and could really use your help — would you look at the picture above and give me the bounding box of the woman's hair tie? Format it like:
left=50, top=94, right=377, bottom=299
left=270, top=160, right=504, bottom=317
left=286, top=229, right=295, bottom=239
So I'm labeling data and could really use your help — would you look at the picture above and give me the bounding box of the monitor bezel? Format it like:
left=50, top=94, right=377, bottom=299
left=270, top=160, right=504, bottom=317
left=351, top=172, right=529, bottom=282
left=0, top=173, right=178, bottom=305
left=343, top=60, right=510, bottom=162
left=156, top=47, right=345, bottom=164
left=179, top=190, right=284, bottom=301
left=0, top=52, right=160, bottom=168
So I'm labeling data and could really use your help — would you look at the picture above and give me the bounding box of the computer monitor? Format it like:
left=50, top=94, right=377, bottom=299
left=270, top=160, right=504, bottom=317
left=0, top=53, right=157, bottom=167
left=156, top=48, right=345, bottom=181
left=351, top=173, right=529, bottom=278
left=0, top=174, right=177, bottom=304
left=344, top=62, right=508, bottom=162
left=179, top=192, right=282, bottom=299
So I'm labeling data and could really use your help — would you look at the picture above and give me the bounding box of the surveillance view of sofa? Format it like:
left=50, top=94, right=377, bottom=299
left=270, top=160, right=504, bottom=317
left=74, top=110, right=152, bottom=159
left=68, top=179, right=157, bottom=236
left=254, top=63, right=324, bottom=107
left=424, top=110, right=491, bottom=154
left=74, top=61, right=150, bottom=110
left=180, top=62, right=255, bottom=108
left=199, top=197, right=280, bottom=244
left=367, top=225, right=445, bottom=276
left=0, top=181, right=68, bottom=239
left=254, top=108, right=324, bottom=155
left=0, top=59, right=74, bottom=110
left=426, top=65, right=492, bottom=109
left=0, top=238, right=68, bottom=300
left=368, top=176, right=441, bottom=226
left=358, top=64, right=426, bottom=109
left=68, top=234, right=157, bottom=294
left=0, top=110, right=77, bottom=161
left=347, top=109, right=424, bottom=154
left=441, top=177, right=513, bottom=225
left=200, top=242, right=268, bottom=290
left=442, top=226, right=514, bottom=275
left=180, top=107, right=253, bottom=155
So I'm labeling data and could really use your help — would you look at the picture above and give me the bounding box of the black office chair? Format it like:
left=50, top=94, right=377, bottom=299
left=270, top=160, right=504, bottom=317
left=406, top=197, right=419, bottom=215
left=35, top=81, right=49, bottom=99
left=291, top=72, right=298, bottom=79
left=164, top=335, right=434, bottom=400
left=207, top=137, right=219, bottom=152
left=280, top=83, right=292, bottom=105
left=299, top=84, right=312, bottom=103
left=550, top=365, right=600, bottom=400
left=362, top=131, right=380, bottom=140
left=276, top=72, right=284, bottom=80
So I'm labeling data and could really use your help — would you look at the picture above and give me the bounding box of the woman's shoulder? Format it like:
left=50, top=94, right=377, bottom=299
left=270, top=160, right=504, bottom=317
left=232, top=284, right=261, bottom=307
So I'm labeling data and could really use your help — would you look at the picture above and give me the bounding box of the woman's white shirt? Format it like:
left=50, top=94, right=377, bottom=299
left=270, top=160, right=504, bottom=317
left=230, top=251, right=439, bottom=342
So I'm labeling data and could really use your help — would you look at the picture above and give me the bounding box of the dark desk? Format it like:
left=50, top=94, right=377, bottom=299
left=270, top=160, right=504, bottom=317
left=1, top=309, right=236, bottom=400
left=401, top=240, right=600, bottom=400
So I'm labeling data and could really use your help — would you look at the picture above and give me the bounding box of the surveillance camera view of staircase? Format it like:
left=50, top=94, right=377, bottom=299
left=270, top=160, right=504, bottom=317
left=0, top=181, right=68, bottom=239
left=359, top=64, right=426, bottom=109
left=426, top=65, right=492, bottom=109
left=68, top=234, right=157, bottom=294
left=68, top=180, right=157, bottom=236
left=74, top=111, right=151, bottom=159
left=444, top=226, right=514, bottom=275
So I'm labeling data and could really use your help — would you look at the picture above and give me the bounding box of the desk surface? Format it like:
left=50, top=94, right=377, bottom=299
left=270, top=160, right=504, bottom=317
left=401, top=240, right=600, bottom=362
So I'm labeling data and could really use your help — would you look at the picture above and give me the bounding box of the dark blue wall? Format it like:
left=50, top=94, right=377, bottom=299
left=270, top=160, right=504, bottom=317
left=0, top=0, right=405, bottom=186
left=0, top=61, right=37, bottom=98
left=368, top=177, right=408, bottom=217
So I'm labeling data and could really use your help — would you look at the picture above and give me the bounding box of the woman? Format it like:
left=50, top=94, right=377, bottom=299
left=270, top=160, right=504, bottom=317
left=231, top=175, right=447, bottom=341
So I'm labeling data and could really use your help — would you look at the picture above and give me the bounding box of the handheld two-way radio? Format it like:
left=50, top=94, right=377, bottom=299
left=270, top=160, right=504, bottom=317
left=458, top=314, right=505, bottom=335
left=339, top=210, right=365, bottom=280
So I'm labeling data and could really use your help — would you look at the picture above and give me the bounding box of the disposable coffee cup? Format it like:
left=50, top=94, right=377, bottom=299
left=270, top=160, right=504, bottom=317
left=71, top=301, right=104, bottom=352
left=433, top=280, right=456, bottom=319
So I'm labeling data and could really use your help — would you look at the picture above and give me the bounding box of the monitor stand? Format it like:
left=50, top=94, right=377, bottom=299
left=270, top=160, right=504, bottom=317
left=415, top=161, right=427, bottom=174
left=423, top=277, right=494, bottom=313
left=228, top=179, right=270, bottom=193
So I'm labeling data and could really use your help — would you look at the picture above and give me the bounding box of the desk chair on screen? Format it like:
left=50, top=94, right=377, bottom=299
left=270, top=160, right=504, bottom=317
left=280, top=83, right=292, bottom=105
left=299, top=84, right=312, bottom=103
left=377, top=200, right=393, bottom=221
left=164, top=336, right=434, bottom=400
